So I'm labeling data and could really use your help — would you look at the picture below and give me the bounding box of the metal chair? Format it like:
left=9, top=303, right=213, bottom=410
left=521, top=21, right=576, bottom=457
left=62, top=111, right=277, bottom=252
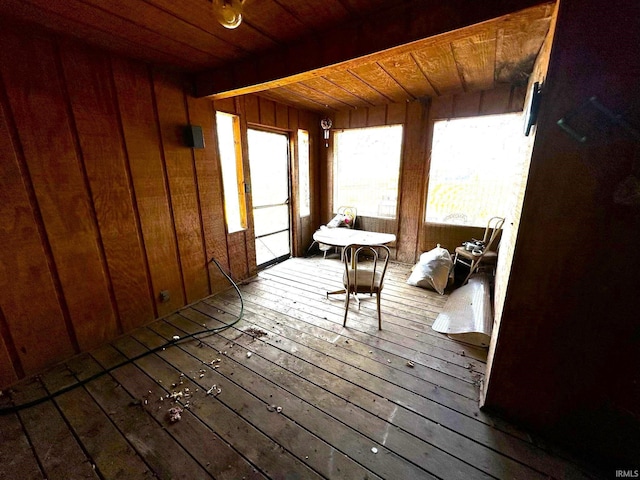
left=341, top=243, right=390, bottom=330
left=454, top=216, right=505, bottom=285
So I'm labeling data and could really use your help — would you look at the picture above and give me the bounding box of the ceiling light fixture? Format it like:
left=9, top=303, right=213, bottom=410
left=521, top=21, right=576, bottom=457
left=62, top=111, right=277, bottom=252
left=213, top=0, right=244, bottom=29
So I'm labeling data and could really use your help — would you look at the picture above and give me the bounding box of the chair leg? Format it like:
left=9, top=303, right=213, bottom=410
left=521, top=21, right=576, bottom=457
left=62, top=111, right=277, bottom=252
left=343, top=291, right=350, bottom=327
left=376, top=292, right=382, bottom=330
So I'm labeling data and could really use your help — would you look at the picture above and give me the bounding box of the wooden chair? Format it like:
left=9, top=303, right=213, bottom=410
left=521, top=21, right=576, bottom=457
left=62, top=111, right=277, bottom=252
left=341, top=243, right=390, bottom=329
left=454, top=216, right=505, bottom=285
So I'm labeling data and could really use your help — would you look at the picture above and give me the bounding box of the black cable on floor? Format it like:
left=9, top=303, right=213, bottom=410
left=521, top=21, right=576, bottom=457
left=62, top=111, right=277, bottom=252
left=0, top=257, right=244, bottom=416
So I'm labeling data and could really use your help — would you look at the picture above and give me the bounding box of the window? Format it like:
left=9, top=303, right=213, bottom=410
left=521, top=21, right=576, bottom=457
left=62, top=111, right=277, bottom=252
left=297, top=129, right=310, bottom=217
left=425, top=113, right=528, bottom=227
left=216, top=111, right=247, bottom=233
left=333, top=125, right=403, bottom=218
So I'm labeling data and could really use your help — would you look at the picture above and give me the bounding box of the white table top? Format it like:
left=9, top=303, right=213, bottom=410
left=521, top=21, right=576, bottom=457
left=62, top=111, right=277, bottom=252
left=313, top=227, right=396, bottom=248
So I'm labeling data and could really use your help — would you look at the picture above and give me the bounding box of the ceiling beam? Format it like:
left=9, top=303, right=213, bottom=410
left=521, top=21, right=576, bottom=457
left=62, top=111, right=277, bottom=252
left=195, top=0, right=551, bottom=99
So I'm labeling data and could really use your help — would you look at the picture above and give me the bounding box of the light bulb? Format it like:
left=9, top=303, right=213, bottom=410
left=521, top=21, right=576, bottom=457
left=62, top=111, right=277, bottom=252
left=214, top=0, right=243, bottom=29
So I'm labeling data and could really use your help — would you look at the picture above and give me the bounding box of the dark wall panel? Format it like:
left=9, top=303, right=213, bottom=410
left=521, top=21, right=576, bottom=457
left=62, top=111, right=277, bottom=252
left=0, top=30, right=117, bottom=352
left=59, top=41, right=155, bottom=332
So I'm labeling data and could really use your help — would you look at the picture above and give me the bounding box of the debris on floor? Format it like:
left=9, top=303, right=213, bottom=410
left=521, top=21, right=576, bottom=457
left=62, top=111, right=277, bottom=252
left=266, top=404, right=283, bottom=413
left=168, top=406, right=183, bottom=422
left=206, top=384, right=222, bottom=396
left=245, top=327, right=268, bottom=339
left=246, top=352, right=252, bottom=358
left=406, top=361, right=415, bottom=368
left=371, top=447, right=378, bottom=454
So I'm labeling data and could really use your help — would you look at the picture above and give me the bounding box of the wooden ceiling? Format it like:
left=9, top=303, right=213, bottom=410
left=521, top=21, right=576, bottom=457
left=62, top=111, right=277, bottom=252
left=0, top=0, right=554, bottom=113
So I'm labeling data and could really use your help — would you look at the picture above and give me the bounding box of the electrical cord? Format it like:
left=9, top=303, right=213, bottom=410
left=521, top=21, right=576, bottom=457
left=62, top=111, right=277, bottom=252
left=0, top=257, right=244, bottom=416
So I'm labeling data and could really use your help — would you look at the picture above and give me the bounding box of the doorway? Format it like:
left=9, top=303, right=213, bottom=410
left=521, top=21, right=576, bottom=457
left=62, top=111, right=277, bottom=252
left=247, top=128, right=291, bottom=268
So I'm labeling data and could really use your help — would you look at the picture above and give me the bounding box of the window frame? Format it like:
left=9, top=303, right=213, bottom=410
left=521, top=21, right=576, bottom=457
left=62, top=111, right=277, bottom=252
left=424, top=112, right=526, bottom=228
left=332, top=124, right=404, bottom=220
left=215, top=111, right=247, bottom=234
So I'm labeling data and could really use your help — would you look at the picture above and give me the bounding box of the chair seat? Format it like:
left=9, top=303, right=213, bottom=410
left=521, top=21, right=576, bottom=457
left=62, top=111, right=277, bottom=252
left=454, top=247, right=498, bottom=264
left=343, top=268, right=382, bottom=293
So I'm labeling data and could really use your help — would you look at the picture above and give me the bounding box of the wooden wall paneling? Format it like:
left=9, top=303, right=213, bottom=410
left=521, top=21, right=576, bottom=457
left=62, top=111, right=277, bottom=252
left=186, top=95, right=230, bottom=293
left=396, top=100, right=430, bottom=263
left=366, top=105, right=387, bottom=127
left=386, top=102, right=407, bottom=125
left=288, top=109, right=301, bottom=256
left=0, top=311, right=18, bottom=387
left=429, top=95, right=454, bottom=120
left=509, top=85, right=527, bottom=111
left=111, top=57, right=184, bottom=317
left=236, top=97, right=257, bottom=276
left=0, top=84, right=74, bottom=380
left=479, top=85, right=512, bottom=115
left=258, top=97, right=276, bottom=127
left=333, top=111, right=350, bottom=129
left=452, top=91, right=482, bottom=118
left=153, top=71, right=210, bottom=304
left=421, top=223, right=486, bottom=253
left=0, top=31, right=117, bottom=352
left=275, top=102, right=289, bottom=130
left=242, top=95, right=258, bottom=124
left=349, top=108, right=368, bottom=128
left=59, top=41, right=154, bottom=332
left=212, top=97, right=237, bottom=115
left=297, top=110, right=320, bottom=228
left=227, top=233, right=249, bottom=280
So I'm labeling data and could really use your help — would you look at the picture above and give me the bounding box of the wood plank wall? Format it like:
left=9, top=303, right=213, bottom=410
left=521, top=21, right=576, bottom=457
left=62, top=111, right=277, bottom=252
left=482, top=0, right=640, bottom=464
left=0, top=23, right=297, bottom=389
left=324, top=84, right=526, bottom=264
left=213, top=95, right=321, bottom=260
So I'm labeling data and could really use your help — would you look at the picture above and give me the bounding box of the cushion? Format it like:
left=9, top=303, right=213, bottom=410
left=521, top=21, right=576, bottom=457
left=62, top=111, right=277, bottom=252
left=407, top=245, right=453, bottom=295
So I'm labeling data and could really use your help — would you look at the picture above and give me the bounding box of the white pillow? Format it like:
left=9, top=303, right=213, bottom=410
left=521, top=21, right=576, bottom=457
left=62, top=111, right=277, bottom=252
left=407, top=245, right=453, bottom=295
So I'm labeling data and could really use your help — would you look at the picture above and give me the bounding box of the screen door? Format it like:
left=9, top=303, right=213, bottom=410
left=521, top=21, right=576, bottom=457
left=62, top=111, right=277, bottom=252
left=247, top=128, right=291, bottom=268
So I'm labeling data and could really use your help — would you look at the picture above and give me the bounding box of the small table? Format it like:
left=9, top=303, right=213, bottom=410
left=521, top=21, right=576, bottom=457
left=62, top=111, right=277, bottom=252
left=312, top=228, right=396, bottom=250
left=313, top=228, right=396, bottom=297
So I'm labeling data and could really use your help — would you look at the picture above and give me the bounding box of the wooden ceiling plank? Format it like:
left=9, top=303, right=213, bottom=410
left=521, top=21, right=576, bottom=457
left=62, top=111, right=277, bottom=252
left=272, top=0, right=351, bottom=32
left=0, top=3, right=201, bottom=70
left=143, top=0, right=279, bottom=53
left=349, top=63, right=411, bottom=103
left=412, top=43, right=465, bottom=97
left=196, top=0, right=549, bottom=97
left=451, top=29, right=498, bottom=92
left=495, top=16, right=552, bottom=84
left=21, top=0, right=221, bottom=65
left=285, top=83, right=354, bottom=110
left=301, top=77, right=364, bottom=109
left=77, top=0, right=247, bottom=60
left=241, top=0, right=309, bottom=44
left=261, top=87, right=338, bottom=113
left=323, top=70, right=389, bottom=106
left=378, top=53, right=437, bottom=99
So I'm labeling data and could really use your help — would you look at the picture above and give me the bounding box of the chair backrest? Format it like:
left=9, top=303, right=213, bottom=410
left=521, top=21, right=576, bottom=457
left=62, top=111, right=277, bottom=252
left=337, top=206, right=357, bottom=229
left=342, top=244, right=390, bottom=293
left=482, top=216, right=505, bottom=251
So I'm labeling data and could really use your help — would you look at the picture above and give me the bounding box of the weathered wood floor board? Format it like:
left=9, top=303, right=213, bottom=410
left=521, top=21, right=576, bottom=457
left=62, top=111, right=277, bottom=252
left=0, top=257, right=603, bottom=479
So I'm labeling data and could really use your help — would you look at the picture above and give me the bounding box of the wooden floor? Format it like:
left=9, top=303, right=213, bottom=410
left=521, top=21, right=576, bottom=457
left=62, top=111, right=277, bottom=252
left=0, top=257, right=604, bottom=480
